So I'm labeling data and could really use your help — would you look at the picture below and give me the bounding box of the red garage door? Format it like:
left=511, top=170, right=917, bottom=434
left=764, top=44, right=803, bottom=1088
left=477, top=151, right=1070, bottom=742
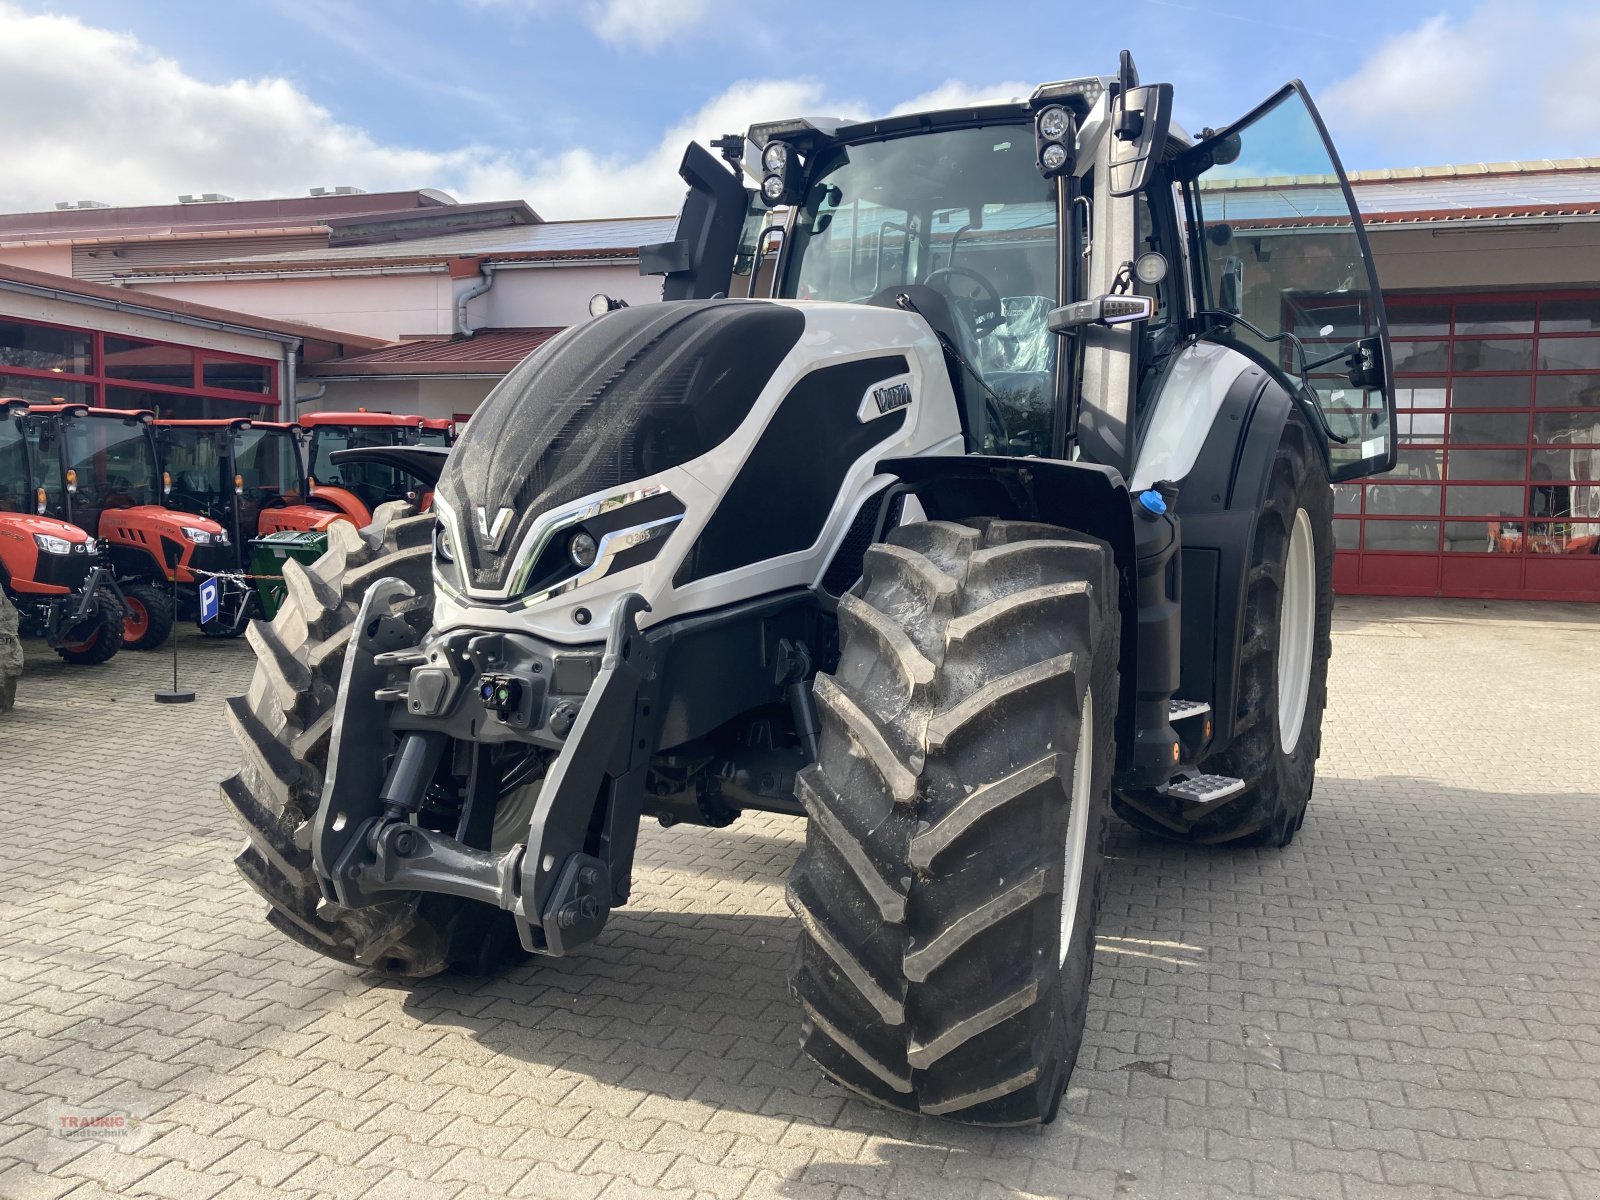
left=1334, top=291, right=1600, bottom=601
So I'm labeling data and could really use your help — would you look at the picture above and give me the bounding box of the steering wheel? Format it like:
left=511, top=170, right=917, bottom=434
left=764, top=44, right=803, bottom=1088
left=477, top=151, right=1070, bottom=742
left=923, top=266, right=1004, bottom=339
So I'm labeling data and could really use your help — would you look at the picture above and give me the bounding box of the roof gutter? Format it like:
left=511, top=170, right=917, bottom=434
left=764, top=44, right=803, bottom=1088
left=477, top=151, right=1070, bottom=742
left=120, top=264, right=448, bottom=284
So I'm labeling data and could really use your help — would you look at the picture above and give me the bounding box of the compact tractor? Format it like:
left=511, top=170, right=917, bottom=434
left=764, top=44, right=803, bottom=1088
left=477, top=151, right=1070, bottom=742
left=226, top=55, right=1396, bottom=1124
left=0, top=400, right=124, bottom=663
left=19, top=404, right=232, bottom=650
left=301, top=411, right=455, bottom=525
left=158, top=417, right=364, bottom=634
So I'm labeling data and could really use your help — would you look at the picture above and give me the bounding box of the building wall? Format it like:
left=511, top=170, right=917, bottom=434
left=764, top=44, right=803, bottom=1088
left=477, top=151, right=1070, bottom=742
left=1368, top=224, right=1600, bottom=292
left=0, top=245, right=73, bottom=275
left=0, top=289, right=292, bottom=363
left=307, top=376, right=495, bottom=423
left=470, top=263, right=662, bottom=329
left=127, top=272, right=456, bottom=342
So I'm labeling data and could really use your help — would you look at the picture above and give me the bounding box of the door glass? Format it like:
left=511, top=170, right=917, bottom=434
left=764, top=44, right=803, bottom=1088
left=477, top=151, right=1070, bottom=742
left=1182, top=85, right=1394, bottom=481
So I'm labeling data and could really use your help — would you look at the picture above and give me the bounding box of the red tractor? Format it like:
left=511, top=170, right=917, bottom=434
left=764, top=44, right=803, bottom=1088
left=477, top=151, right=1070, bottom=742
left=0, top=400, right=123, bottom=664
left=301, top=411, right=455, bottom=524
left=156, top=418, right=363, bottom=635
left=21, top=404, right=232, bottom=650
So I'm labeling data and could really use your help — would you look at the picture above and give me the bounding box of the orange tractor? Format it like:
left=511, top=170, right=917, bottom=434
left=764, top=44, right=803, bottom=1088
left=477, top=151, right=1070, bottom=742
left=0, top=400, right=124, bottom=664
left=301, top=411, right=454, bottom=523
left=156, top=418, right=365, bottom=635
left=20, top=404, right=233, bottom=650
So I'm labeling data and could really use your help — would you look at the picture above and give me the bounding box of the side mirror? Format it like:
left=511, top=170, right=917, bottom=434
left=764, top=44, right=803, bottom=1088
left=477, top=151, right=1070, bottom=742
left=1108, top=82, right=1174, bottom=197
left=1048, top=294, right=1156, bottom=332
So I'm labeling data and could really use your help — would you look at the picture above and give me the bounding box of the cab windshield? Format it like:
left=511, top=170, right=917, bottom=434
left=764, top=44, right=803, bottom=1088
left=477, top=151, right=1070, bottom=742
left=234, top=428, right=302, bottom=501
left=60, top=416, right=159, bottom=533
left=309, top=424, right=417, bottom=510
left=0, top=415, right=29, bottom=513
left=160, top=428, right=227, bottom=521
left=780, top=123, right=1060, bottom=453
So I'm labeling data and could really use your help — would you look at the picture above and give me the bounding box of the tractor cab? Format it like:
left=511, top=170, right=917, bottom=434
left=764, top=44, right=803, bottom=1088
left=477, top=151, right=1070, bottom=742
left=21, top=404, right=232, bottom=649
left=0, top=399, right=124, bottom=663
left=300, top=411, right=455, bottom=524
left=157, top=418, right=358, bottom=546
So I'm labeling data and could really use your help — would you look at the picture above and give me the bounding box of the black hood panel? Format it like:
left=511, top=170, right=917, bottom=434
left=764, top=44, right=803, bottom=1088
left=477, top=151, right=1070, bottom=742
left=438, top=300, right=804, bottom=592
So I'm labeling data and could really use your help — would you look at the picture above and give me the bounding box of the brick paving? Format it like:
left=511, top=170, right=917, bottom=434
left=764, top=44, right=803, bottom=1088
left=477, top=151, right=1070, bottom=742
left=0, top=598, right=1597, bottom=1200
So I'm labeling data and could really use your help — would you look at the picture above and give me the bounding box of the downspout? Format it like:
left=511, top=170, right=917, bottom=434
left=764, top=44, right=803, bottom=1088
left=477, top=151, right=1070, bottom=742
left=454, top=261, right=497, bottom=336
left=283, top=338, right=301, bottom=422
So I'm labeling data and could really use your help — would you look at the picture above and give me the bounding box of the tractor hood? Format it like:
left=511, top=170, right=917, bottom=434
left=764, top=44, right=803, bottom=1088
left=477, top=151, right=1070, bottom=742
left=0, top=513, right=96, bottom=543
left=435, top=300, right=804, bottom=594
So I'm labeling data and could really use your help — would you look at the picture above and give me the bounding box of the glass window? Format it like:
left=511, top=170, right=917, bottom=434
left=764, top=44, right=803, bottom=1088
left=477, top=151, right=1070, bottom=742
left=1393, top=448, right=1442, bottom=479
left=1453, top=339, right=1532, bottom=373
left=1365, top=484, right=1439, bottom=516
left=1444, top=522, right=1498, bottom=553
left=1388, top=304, right=1450, bottom=337
left=232, top=428, right=301, bottom=499
left=1445, top=484, right=1525, bottom=517
left=0, top=412, right=29, bottom=514
left=1396, top=380, right=1447, bottom=409
left=1450, top=411, right=1528, bottom=444
left=1392, top=341, right=1449, bottom=373
left=1533, top=412, right=1600, bottom=445
left=1396, top=411, right=1446, bottom=443
left=1333, top=518, right=1360, bottom=549
left=781, top=124, right=1057, bottom=455
left=1333, top=484, right=1362, bottom=514
left=1450, top=376, right=1529, bottom=408
left=104, top=337, right=194, bottom=388
left=1536, top=375, right=1600, bottom=407
left=1538, top=336, right=1600, bottom=372
left=1455, top=301, right=1534, bottom=334
left=1539, top=299, right=1600, bottom=333
left=1447, top=449, right=1524, bottom=481
left=59, top=413, right=160, bottom=534
left=1363, top=521, right=1438, bottom=551
left=1532, top=447, right=1599, bottom=482
left=0, top=373, right=92, bottom=406
left=158, top=427, right=226, bottom=521
left=0, top=319, right=90, bottom=374
left=1183, top=87, right=1392, bottom=480
left=202, top=358, right=273, bottom=394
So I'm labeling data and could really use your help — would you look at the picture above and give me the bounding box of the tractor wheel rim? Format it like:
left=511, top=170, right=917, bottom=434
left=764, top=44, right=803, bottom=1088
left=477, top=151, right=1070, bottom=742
left=1059, top=686, right=1094, bottom=970
left=125, top=597, right=148, bottom=641
left=61, top=627, right=99, bottom=653
left=1277, top=508, right=1316, bottom=754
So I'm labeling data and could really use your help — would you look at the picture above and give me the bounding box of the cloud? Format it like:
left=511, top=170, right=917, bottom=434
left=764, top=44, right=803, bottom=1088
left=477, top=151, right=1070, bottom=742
left=0, top=4, right=1033, bottom=221
left=1322, top=4, right=1600, bottom=161
left=462, top=0, right=721, bottom=48
left=889, top=80, right=1034, bottom=116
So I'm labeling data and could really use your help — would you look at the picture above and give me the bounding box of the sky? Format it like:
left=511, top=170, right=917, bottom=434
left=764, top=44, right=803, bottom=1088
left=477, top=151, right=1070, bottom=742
left=0, top=1, right=1595, bottom=219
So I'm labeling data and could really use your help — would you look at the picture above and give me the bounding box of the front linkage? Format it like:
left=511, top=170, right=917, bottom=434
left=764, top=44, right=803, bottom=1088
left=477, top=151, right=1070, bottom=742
left=312, top=578, right=660, bottom=956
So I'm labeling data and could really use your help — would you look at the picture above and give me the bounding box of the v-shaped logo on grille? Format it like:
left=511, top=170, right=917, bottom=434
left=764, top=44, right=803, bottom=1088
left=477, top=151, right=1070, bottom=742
left=475, top=506, right=515, bottom=551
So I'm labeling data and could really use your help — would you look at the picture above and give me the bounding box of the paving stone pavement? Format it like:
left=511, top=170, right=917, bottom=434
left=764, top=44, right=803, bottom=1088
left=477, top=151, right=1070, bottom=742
left=0, top=598, right=1597, bottom=1200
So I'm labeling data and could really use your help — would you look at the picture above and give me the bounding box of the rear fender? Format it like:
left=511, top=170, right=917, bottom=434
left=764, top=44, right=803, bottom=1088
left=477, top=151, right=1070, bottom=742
left=876, top=455, right=1141, bottom=757
left=308, top=485, right=373, bottom=529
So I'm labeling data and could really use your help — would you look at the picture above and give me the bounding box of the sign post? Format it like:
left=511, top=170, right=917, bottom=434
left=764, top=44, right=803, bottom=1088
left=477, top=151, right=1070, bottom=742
left=154, top=572, right=200, bottom=705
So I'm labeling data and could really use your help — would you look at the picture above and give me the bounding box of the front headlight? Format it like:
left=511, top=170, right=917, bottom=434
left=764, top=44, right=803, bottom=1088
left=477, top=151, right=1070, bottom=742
left=434, top=522, right=455, bottom=563
left=34, top=533, right=75, bottom=555
left=180, top=526, right=214, bottom=544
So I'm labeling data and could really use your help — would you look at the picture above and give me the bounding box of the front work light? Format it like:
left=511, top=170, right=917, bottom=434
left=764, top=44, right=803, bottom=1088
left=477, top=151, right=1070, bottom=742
left=1034, top=103, right=1077, bottom=179
left=760, top=139, right=802, bottom=207
left=762, top=142, right=789, bottom=174
left=568, top=530, right=598, bottom=569
left=1038, top=105, right=1071, bottom=141
left=1041, top=143, right=1068, bottom=172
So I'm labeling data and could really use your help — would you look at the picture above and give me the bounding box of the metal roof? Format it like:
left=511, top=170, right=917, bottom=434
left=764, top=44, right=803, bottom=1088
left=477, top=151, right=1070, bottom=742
left=120, top=216, right=681, bottom=278
left=309, top=327, right=563, bottom=376
left=1200, top=161, right=1600, bottom=228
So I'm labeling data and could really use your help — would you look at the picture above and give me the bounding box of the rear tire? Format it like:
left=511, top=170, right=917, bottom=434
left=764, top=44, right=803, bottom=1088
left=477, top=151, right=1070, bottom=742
left=1113, top=408, right=1334, bottom=847
left=121, top=582, right=174, bottom=651
left=222, top=503, right=529, bottom=978
left=53, top=587, right=124, bottom=665
left=789, top=518, right=1119, bottom=1125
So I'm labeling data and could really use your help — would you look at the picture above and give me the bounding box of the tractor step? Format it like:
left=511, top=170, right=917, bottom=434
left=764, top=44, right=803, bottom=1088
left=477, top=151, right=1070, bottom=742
left=1162, top=772, right=1246, bottom=807
left=1168, top=698, right=1211, bottom=721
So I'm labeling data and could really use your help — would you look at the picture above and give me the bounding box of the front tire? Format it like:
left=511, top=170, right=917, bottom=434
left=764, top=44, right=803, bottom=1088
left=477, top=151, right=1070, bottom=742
left=789, top=518, right=1119, bottom=1125
left=53, top=587, right=124, bottom=665
left=1114, top=408, right=1334, bottom=847
left=121, top=582, right=175, bottom=651
left=222, top=503, right=528, bottom=978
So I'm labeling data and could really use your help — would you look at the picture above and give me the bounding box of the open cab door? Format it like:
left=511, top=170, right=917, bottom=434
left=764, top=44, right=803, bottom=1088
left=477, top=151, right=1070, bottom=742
left=1177, top=84, right=1396, bottom=481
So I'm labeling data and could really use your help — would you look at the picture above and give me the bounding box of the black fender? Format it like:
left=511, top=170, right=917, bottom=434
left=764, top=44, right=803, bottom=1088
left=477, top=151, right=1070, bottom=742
left=1169, top=361, right=1298, bottom=752
left=876, top=454, right=1142, bottom=759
